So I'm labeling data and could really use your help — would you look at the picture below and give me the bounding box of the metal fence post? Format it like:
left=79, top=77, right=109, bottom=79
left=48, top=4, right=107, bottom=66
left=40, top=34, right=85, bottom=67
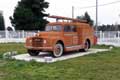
left=22, top=30, right=25, bottom=38
left=5, top=30, right=7, bottom=39
left=117, top=31, right=120, bottom=45
left=100, top=31, right=102, bottom=43
left=5, top=30, right=8, bottom=38
left=118, top=31, right=120, bottom=39
left=17, top=31, right=20, bottom=39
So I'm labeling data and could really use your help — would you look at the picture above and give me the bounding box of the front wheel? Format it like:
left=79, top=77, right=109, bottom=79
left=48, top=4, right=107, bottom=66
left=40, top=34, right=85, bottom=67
left=53, top=43, right=64, bottom=57
left=28, top=50, right=39, bottom=56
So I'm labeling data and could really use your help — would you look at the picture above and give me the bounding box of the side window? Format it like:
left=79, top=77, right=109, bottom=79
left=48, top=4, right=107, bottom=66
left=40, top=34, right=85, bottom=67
left=64, top=26, right=76, bottom=32
left=53, top=25, right=62, bottom=31
left=45, top=26, right=52, bottom=31
left=64, top=26, right=72, bottom=32
left=71, top=26, right=77, bottom=32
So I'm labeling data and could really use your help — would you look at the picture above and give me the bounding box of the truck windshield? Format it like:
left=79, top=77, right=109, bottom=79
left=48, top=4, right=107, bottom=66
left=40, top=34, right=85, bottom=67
left=45, top=25, right=62, bottom=32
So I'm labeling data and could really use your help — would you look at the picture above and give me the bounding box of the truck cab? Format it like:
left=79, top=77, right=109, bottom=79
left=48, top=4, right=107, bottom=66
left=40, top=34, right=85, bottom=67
left=25, top=16, right=96, bottom=57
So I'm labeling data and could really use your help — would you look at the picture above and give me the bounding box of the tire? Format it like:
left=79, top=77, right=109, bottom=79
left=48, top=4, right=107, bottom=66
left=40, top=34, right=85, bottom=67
left=53, top=43, right=64, bottom=57
left=28, top=50, right=39, bottom=56
left=83, top=40, right=90, bottom=52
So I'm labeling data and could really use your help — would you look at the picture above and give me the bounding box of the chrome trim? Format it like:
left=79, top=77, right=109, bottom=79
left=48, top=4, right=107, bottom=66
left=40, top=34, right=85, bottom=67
left=25, top=46, right=52, bottom=50
left=64, top=34, right=77, bottom=36
left=66, top=45, right=81, bottom=49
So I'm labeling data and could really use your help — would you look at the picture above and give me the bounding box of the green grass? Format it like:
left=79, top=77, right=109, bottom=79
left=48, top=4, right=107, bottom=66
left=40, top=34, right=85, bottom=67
left=0, top=43, right=120, bottom=80
left=0, top=43, right=26, bottom=53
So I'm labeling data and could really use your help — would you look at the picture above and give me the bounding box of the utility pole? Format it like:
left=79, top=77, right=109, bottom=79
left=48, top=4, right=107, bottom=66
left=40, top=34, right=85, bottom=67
left=96, top=0, right=98, bottom=31
left=72, top=6, right=74, bottom=18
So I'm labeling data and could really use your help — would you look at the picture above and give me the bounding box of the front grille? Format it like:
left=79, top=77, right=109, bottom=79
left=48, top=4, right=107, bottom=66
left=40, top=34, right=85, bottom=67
left=32, top=38, right=43, bottom=47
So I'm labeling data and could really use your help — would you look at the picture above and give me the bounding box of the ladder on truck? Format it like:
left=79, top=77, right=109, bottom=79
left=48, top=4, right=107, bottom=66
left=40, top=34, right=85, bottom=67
left=48, top=15, right=87, bottom=23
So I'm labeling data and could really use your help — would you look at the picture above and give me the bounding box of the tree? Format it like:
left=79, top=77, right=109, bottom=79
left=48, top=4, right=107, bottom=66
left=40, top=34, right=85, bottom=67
left=10, top=0, right=49, bottom=31
left=0, top=12, right=5, bottom=30
left=97, top=24, right=120, bottom=31
left=77, top=12, right=94, bottom=26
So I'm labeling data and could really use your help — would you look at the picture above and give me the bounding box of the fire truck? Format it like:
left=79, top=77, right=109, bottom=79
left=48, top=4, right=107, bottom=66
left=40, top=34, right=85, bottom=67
left=25, top=16, right=97, bottom=57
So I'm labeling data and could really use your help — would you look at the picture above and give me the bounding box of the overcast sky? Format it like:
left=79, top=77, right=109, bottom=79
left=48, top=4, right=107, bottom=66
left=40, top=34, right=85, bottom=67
left=0, top=0, right=120, bottom=28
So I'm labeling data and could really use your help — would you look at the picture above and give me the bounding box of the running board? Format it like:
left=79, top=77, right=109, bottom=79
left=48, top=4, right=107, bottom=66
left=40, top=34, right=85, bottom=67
left=65, top=45, right=83, bottom=51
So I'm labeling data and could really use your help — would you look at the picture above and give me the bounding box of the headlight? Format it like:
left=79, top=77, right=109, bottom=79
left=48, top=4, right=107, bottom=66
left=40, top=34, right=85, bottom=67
left=43, top=40, right=47, bottom=44
left=36, top=33, right=40, bottom=37
left=37, top=34, right=40, bottom=36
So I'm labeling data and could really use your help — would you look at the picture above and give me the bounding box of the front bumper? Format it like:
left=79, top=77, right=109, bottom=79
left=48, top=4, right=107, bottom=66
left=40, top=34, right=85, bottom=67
left=25, top=46, right=53, bottom=51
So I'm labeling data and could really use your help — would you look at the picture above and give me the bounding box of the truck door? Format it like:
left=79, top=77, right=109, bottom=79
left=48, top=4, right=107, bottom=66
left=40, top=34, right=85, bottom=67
left=64, top=26, right=73, bottom=47
left=71, top=26, right=79, bottom=45
left=64, top=25, right=78, bottom=47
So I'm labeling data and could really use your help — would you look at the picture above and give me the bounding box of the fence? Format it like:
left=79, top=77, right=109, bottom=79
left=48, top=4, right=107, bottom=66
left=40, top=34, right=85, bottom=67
left=0, top=31, right=38, bottom=43
left=96, top=31, right=120, bottom=47
left=0, top=30, right=120, bottom=47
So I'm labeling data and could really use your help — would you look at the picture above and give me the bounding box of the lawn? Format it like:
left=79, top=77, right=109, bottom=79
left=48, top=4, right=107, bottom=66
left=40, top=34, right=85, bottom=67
left=0, top=43, right=120, bottom=80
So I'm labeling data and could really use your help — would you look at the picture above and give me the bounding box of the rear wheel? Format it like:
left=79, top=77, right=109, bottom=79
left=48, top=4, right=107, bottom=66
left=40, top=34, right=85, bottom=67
left=28, top=50, right=39, bottom=56
left=53, top=43, right=64, bottom=57
left=83, top=40, right=90, bottom=52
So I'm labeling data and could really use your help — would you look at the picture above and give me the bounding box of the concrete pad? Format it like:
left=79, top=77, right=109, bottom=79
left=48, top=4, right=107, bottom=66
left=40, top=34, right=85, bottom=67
left=12, top=49, right=109, bottom=63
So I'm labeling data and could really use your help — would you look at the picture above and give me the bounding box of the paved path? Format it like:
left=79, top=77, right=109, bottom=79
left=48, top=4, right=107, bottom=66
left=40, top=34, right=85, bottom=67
left=12, top=49, right=109, bottom=63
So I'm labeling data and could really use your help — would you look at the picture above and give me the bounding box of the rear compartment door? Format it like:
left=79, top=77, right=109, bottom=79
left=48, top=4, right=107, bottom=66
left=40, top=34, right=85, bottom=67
left=64, top=32, right=73, bottom=46
left=72, top=32, right=79, bottom=45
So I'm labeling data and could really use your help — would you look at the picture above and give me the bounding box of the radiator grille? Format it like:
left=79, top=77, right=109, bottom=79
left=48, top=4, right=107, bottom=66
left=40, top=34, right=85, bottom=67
left=32, top=38, right=43, bottom=47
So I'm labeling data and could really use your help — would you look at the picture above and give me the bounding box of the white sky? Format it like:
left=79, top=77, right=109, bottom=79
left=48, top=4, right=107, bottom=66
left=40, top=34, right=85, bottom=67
left=0, top=0, right=120, bottom=28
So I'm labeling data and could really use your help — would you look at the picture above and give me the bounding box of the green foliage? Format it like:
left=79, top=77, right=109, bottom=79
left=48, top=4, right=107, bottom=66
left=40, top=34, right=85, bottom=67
left=98, top=24, right=120, bottom=31
left=10, top=0, right=49, bottom=31
left=0, top=12, right=5, bottom=30
left=77, top=12, right=94, bottom=26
